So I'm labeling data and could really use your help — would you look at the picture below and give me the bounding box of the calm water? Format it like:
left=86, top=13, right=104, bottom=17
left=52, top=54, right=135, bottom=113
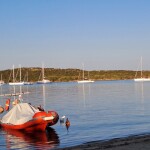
left=0, top=80, right=150, bottom=149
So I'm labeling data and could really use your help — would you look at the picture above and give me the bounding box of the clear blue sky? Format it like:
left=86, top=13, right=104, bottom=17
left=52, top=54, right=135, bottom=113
left=0, top=0, right=150, bottom=71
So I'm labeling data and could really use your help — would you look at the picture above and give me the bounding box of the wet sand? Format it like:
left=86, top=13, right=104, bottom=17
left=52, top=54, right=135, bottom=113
left=58, top=134, right=150, bottom=150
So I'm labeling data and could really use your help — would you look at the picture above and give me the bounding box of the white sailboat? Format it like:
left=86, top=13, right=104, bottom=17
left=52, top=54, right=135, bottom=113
left=77, top=64, right=94, bottom=83
left=37, top=63, right=52, bottom=84
left=9, top=65, right=24, bottom=85
left=134, top=57, right=150, bottom=82
left=24, top=71, right=33, bottom=85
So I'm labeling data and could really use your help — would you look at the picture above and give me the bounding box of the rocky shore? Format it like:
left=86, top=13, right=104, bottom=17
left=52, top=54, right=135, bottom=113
left=58, top=134, right=150, bottom=150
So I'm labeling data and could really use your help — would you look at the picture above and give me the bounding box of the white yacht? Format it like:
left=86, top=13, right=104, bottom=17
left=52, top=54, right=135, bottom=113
left=9, top=65, right=24, bottom=85
left=134, top=57, right=150, bottom=82
left=37, top=63, right=52, bottom=84
left=77, top=64, right=94, bottom=83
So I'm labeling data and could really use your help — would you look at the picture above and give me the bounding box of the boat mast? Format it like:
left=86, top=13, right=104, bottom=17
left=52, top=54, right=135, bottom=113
left=42, top=63, right=44, bottom=80
left=19, top=64, right=21, bottom=82
left=82, top=63, right=84, bottom=80
left=141, top=57, right=142, bottom=78
left=13, top=65, right=15, bottom=83
left=27, top=71, right=28, bottom=82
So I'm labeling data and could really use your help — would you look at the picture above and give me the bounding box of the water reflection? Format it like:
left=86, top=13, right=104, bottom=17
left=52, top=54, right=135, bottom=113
left=82, top=84, right=85, bottom=107
left=134, top=82, right=144, bottom=103
left=42, top=85, right=46, bottom=110
left=140, top=82, right=144, bottom=103
left=78, top=83, right=91, bottom=108
left=134, top=81, right=145, bottom=115
left=1, top=127, right=59, bottom=149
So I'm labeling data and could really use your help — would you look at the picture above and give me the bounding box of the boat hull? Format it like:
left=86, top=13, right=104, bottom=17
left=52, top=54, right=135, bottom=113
left=134, top=78, right=150, bottom=82
left=77, top=80, right=94, bottom=83
left=37, top=79, right=52, bottom=84
left=0, top=111, right=59, bottom=131
left=9, top=82, right=24, bottom=85
left=24, top=82, right=33, bottom=85
left=37, top=81, right=52, bottom=84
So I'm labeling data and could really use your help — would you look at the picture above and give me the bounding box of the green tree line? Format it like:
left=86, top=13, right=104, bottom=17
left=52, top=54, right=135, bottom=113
left=0, top=67, right=150, bottom=82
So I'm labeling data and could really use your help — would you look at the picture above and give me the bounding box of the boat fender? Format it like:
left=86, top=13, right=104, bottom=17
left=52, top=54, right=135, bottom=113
left=60, top=115, right=66, bottom=123
left=5, top=99, right=10, bottom=111
left=0, top=106, right=4, bottom=114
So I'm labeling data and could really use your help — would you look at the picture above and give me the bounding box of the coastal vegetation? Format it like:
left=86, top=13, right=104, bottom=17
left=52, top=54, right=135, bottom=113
left=0, top=67, right=150, bottom=82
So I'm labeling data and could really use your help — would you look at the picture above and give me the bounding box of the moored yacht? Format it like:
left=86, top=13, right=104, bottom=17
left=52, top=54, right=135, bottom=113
left=37, top=63, right=52, bottom=84
left=37, top=78, right=51, bottom=84
left=134, top=57, right=150, bottom=82
left=77, top=64, right=94, bottom=83
left=77, top=79, right=94, bottom=83
left=9, top=65, right=24, bottom=85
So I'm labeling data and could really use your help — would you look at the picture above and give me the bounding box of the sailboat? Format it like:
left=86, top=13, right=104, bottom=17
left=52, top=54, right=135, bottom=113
left=134, top=57, right=150, bottom=82
left=24, top=71, right=33, bottom=85
left=77, top=64, right=94, bottom=83
left=9, top=65, right=24, bottom=85
left=37, top=63, right=52, bottom=84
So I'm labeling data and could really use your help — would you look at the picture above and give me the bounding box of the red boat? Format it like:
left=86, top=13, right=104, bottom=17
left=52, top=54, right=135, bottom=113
left=0, top=103, right=59, bottom=131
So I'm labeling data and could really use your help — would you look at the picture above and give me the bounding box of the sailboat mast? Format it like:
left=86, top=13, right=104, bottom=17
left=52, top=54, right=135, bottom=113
left=19, top=64, right=21, bottom=82
left=82, top=63, right=84, bottom=80
left=141, top=57, right=142, bottom=78
left=13, top=65, right=15, bottom=83
left=27, top=71, right=28, bottom=82
left=42, top=63, right=44, bottom=80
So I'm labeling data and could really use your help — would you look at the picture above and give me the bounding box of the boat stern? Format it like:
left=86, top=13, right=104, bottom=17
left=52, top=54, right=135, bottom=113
left=47, top=111, right=59, bottom=126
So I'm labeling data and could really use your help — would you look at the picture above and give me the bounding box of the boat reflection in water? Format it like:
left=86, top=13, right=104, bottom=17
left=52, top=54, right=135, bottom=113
left=1, top=127, right=60, bottom=149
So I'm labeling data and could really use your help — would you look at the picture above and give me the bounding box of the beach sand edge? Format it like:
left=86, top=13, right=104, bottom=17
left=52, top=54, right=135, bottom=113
left=57, top=134, right=150, bottom=150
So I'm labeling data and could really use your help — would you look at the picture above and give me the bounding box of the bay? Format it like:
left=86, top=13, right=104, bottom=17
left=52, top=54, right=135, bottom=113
left=0, top=80, right=150, bottom=149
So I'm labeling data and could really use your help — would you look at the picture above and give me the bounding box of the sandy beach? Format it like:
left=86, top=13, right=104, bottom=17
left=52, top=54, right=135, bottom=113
left=58, top=134, right=150, bottom=150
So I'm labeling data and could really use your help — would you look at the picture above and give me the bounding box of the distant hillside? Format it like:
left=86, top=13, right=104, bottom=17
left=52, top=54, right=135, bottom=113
left=0, top=67, right=150, bottom=82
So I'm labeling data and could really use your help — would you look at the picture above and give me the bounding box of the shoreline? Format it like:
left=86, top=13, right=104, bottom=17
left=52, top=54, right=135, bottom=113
left=58, top=133, right=150, bottom=150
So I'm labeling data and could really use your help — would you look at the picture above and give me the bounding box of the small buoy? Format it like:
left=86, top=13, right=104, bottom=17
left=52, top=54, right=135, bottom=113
left=65, top=118, right=70, bottom=127
left=60, top=115, right=66, bottom=123
left=65, top=118, right=70, bottom=131
left=61, top=115, right=66, bottom=119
